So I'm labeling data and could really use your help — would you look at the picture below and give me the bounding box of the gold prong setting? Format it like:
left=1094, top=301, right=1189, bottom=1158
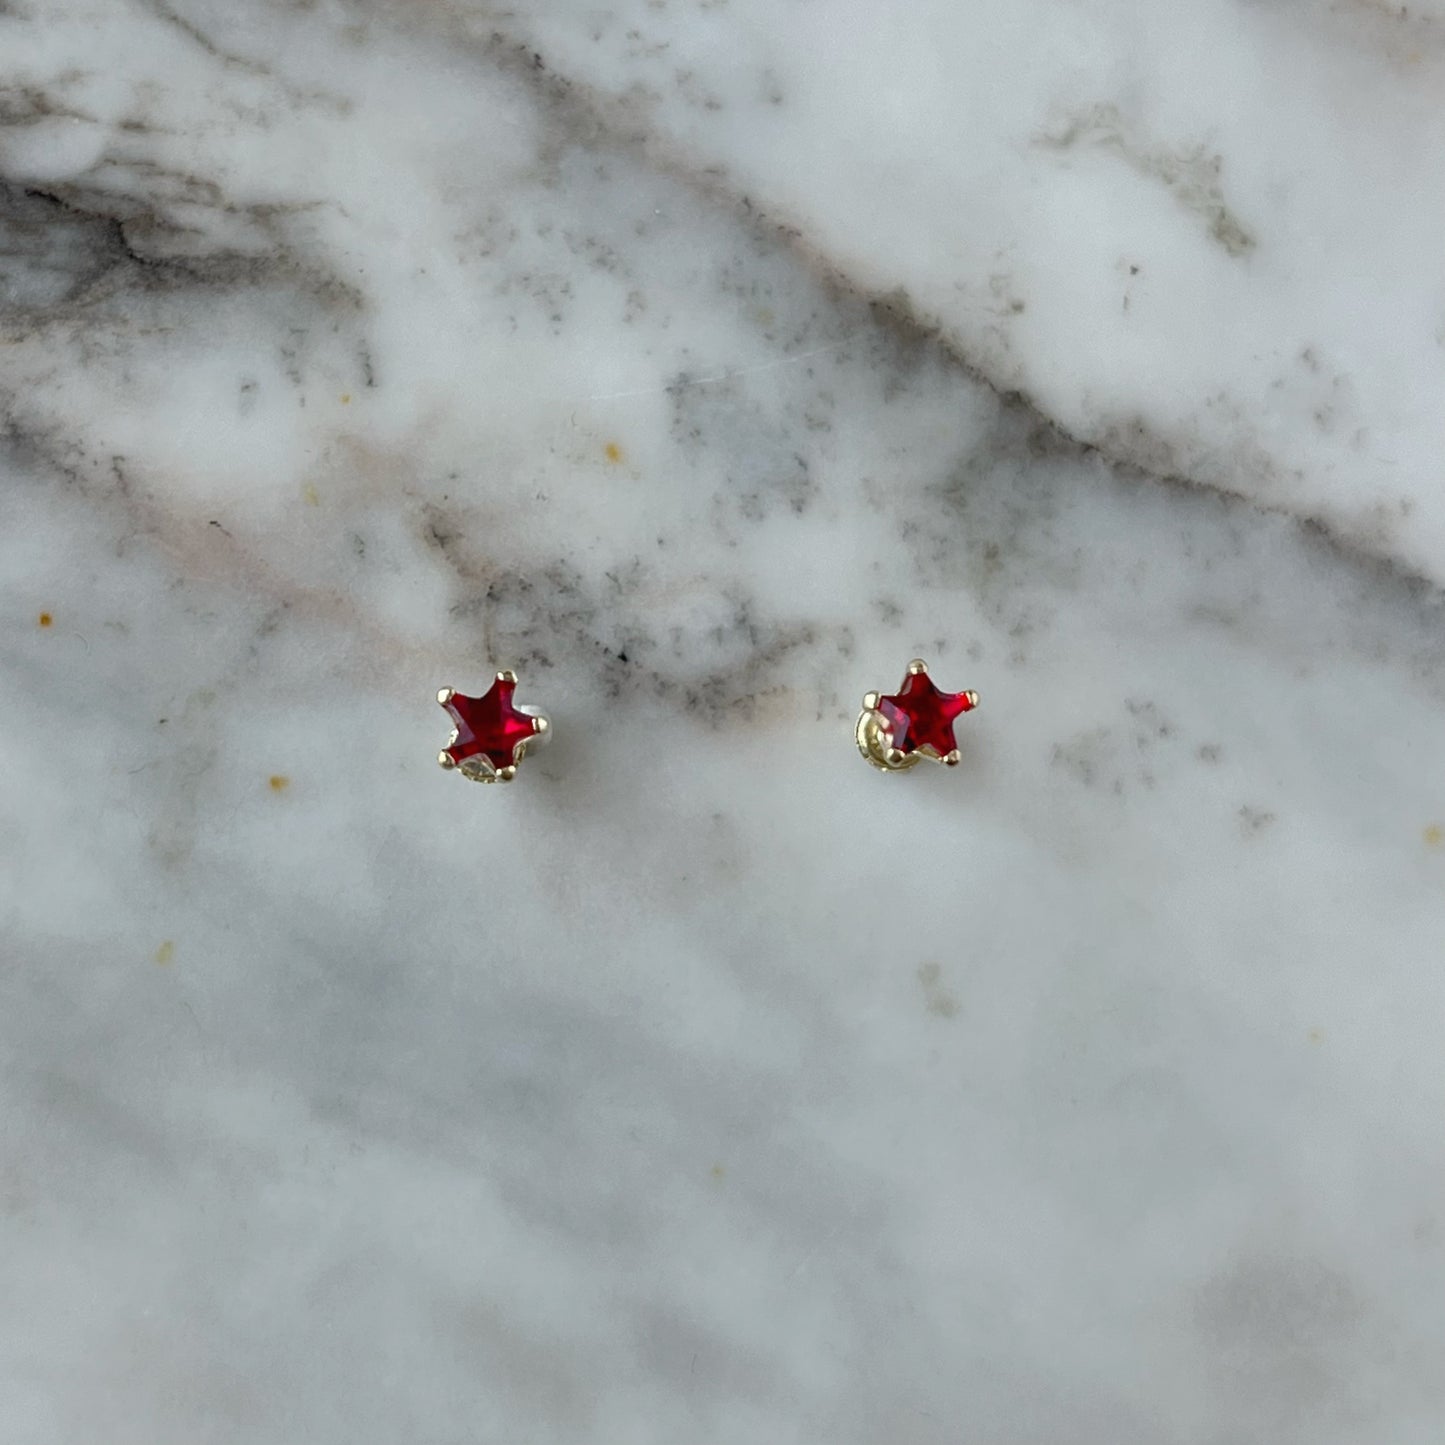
left=436, top=669, right=550, bottom=785
left=855, top=658, right=978, bottom=774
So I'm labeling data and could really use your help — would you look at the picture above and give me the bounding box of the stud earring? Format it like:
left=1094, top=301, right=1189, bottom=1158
left=856, top=658, right=978, bottom=772
left=437, top=669, right=550, bottom=783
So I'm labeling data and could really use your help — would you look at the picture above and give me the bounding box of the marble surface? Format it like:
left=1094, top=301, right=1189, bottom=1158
left=2, top=3, right=1444, bottom=1441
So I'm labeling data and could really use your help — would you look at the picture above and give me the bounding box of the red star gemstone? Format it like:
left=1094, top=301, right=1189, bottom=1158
left=877, top=667, right=977, bottom=759
left=440, top=676, right=540, bottom=772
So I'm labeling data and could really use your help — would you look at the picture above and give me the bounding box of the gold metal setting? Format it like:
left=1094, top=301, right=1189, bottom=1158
left=437, top=670, right=550, bottom=785
left=855, top=706, right=921, bottom=771
left=855, top=658, right=977, bottom=773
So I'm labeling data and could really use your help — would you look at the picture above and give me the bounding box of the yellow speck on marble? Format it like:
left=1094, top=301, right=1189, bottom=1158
left=710, top=1164, right=726, bottom=1181
left=340, top=393, right=352, bottom=405
left=154, top=940, right=175, bottom=966
left=604, top=441, right=624, bottom=464
left=37, top=612, right=52, bottom=628
left=269, top=774, right=290, bottom=793
left=1424, top=824, right=1442, bottom=849
left=303, top=483, right=320, bottom=507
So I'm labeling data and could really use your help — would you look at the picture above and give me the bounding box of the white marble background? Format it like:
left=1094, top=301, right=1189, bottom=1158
left=2, top=2, right=1444, bottom=1441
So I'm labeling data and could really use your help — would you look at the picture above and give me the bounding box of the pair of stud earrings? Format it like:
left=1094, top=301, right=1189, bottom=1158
left=436, top=658, right=979, bottom=784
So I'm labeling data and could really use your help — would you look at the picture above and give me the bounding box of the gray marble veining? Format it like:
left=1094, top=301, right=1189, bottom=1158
left=1, top=3, right=1443, bottom=1442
